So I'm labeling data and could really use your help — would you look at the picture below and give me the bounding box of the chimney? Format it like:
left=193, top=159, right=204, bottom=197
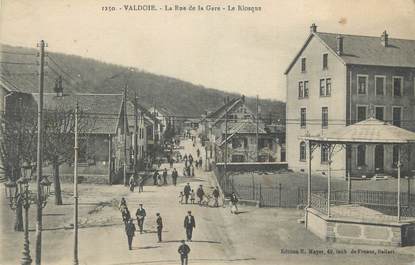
left=336, top=35, right=344, bottom=55
left=310, top=23, right=317, bottom=33
left=54, top=75, right=63, bottom=97
left=381, top=30, right=388, bottom=47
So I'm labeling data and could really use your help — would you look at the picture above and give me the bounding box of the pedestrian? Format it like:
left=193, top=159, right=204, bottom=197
left=163, top=168, right=168, bottom=185
left=178, top=240, right=191, bottom=265
left=121, top=207, right=131, bottom=224
left=213, top=186, right=220, bottom=207
left=190, top=165, right=194, bottom=177
left=198, top=157, right=203, bottom=169
left=183, top=211, right=196, bottom=241
left=138, top=175, right=144, bottom=193
left=186, top=166, right=191, bottom=177
left=183, top=154, right=188, bottom=162
left=183, top=167, right=187, bottom=177
left=156, top=213, right=163, bottom=242
left=184, top=159, right=189, bottom=169
left=195, top=160, right=199, bottom=169
left=190, top=189, right=195, bottom=204
left=172, top=168, right=178, bottom=186
left=125, top=219, right=136, bottom=250
left=196, top=185, right=204, bottom=205
left=136, top=204, right=146, bottom=234
left=184, top=183, right=191, bottom=204
left=179, top=191, right=184, bottom=204
left=129, top=175, right=136, bottom=192
left=153, top=170, right=159, bottom=185
left=119, top=197, right=127, bottom=211
left=189, top=154, right=193, bottom=165
left=230, top=192, right=239, bottom=214
left=196, top=148, right=200, bottom=158
left=169, top=158, right=174, bottom=168
left=157, top=173, right=162, bottom=187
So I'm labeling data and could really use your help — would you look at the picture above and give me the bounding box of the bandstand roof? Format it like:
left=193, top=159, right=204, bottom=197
left=301, top=118, right=415, bottom=144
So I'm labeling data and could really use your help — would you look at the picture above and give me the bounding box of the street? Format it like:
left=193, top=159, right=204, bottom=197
left=1, top=139, right=415, bottom=265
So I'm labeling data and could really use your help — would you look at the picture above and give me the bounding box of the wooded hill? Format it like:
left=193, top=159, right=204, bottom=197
left=0, top=44, right=285, bottom=121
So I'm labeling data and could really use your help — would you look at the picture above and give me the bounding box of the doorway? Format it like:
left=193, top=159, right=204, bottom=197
left=374, top=145, right=384, bottom=173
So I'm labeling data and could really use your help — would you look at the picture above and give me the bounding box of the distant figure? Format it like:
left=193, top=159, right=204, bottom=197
left=198, top=157, right=203, bottom=169
left=163, top=168, right=168, bottom=185
left=153, top=170, right=159, bottom=185
left=183, top=154, right=188, bottom=161
left=195, top=160, right=199, bottom=169
left=184, top=211, right=196, bottom=241
left=213, top=186, right=220, bottom=207
left=178, top=240, right=191, bottom=265
left=196, top=148, right=200, bottom=158
left=230, top=192, right=239, bottom=214
left=189, top=154, right=193, bottom=165
left=179, top=192, right=184, bottom=204
left=190, top=189, right=195, bottom=204
left=138, top=175, right=144, bottom=193
left=156, top=213, right=163, bottom=242
left=129, top=175, right=136, bottom=192
left=196, top=185, right=205, bottom=205
left=172, top=168, right=178, bottom=186
left=136, top=204, right=146, bottom=234
left=157, top=174, right=162, bottom=187
left=121, top=207, right=131, bottom=224
left=125, top=219, right=136, bottom=250
left=119, top=197, right=127, bottom=211
left=184, top=183, right=191, bottom=204
left=169, top=158, right=174, bottom=168
left=190, top=165, right=195, bottom=177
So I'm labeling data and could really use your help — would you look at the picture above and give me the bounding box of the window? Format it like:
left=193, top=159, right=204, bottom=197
left=322, top=54, right=328, bottom=69
left=300, top=141, right=306, bottom=161
left=375, top=106, right=384, bottom=121
left=304, top=81, right=309, bottom=97
left=357, top=145, right=366, bottom=167
left=375, top=76, right=385, bottom=96
left=357, top=75, right=368, bottom=95
left=322, top=107, right=328, bottom=128
left=320, top=78, right=331, bottom=96
left=392, top=107, right=402, bottom=127
left=300, top=108, right=306, bottom=128
left=301, top=58, right=306, bottom=72
left=393, top=145, right=399, bottom=167
left=393, top=77, right=403, bottom=97
left=298, top=81, right=304, bottom=98
left=321, top=144, right=329, bottom=163
left=357, top=106, right=367, bottom=122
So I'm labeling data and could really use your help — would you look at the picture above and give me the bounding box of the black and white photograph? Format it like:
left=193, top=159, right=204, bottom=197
left=1, top=0, right=415, bottom=264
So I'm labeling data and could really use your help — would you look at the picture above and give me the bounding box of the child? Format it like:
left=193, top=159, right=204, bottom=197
left=179, top=192, right=184, bottom=204
left=190, top=189, right=195, bottom=204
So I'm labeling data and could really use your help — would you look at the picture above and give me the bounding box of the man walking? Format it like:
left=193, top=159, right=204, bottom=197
left=129, top=175, right=136, bottom=192
left=135, top=204, right=146, bottom=234
left=196, top=185, right=205, bottom=205
left=153, top=170, right=159, bottom=185
left=138, top=175, right=144, bottom=193
left=184, top=183, right=191, bottom=204
left=125, top=219, right=136, bottom=250
left=213, top=186, right=220, bottom=207
left=184, top=211, right=195, bottom=241
left=172, top=168, right=178, bottom=186
left=162, top=168, right=168, bottom=185
left=178, top=240, right=191, bottom=265
left=156, top=213, right=163, bottom=242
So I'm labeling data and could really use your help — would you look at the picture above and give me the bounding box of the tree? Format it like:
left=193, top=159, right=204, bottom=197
left=43, top=105, right=93, bottom=205
left=0, top=97, right=37, bottom=231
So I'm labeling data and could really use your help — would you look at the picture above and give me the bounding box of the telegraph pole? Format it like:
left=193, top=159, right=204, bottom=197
left=224, top=105, right=228, bottom=183
left=134, top=91, right=138, bottom=174
left=35, top=39, right=45, bottom=265
left=256, top=95, right=259, bottom=162
left=123, top=84, right=128, bottom=186
left=73, top=103, right=79, bottom=265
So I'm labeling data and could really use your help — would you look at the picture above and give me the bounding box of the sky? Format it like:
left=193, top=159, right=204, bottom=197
left=1, top=0, right=415, bottom=101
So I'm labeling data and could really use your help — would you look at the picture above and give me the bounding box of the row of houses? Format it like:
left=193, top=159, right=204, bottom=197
left=0, top=78, right=175, bottom=184
left=285, top=24, right=415, bottom=178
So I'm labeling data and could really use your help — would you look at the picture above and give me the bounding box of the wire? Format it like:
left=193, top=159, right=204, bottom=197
left=0, top=50, right=37, bottom=56
left=0, top=61, right=37, bottom=65
left=47, top=55, right=81, bottom=83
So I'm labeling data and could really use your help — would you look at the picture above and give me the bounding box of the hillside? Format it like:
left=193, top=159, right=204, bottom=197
left=0, top=44, right=285, bottom=120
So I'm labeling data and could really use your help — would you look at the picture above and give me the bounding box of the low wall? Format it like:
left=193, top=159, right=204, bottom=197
left=306, top=208, right=415, bottom=247
left=215, top=162, right=288, bottom=173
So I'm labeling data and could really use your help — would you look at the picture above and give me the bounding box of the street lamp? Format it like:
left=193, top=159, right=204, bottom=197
left=3, top=163, right=51, bottom=265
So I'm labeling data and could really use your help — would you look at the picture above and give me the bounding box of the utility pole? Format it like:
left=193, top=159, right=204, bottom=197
left=224, top=105, right=228, bottom=184
left=134, top=91, right=138, bottom=174
left=123, top=84, right=128, bottom=186
left=256, top=95, right=259, bottom=162
left=35, top=39, right=45, bottom=265
left=73, top=103, right=79, bottom=265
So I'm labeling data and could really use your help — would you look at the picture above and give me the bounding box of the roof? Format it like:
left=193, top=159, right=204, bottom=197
left=126, top=101, right=155, bottom=128
left=200, top=98, right=240, bottom=122
left=31, top=93, right=123, bottom=134
left=285, top=31, right=415, bottom=74
left=228, top=120, right=267, bottom=135
left=301, top=118, right=415, bottom=144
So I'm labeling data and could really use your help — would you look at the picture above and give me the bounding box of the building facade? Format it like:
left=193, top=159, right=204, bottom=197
left=285, top=24, right=415, bottom=178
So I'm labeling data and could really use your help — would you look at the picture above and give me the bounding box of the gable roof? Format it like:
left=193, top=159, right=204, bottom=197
left=31, top=93, right=124, bottom=134
left=285, top=31, right=415, bottom=74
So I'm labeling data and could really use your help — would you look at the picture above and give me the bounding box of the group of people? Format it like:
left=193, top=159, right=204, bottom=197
left=183, top=153, right=203, bottom=177
left=152, top=168, right=179, bottom=186
left=128, top=174, right=144, bottom=193
left=179, top=183, right=221, bottom=207
left=119, top=197, right=193, bottom=265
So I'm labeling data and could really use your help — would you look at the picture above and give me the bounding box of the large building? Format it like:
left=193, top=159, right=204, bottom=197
left=285, top=24, right=415, bottom=178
